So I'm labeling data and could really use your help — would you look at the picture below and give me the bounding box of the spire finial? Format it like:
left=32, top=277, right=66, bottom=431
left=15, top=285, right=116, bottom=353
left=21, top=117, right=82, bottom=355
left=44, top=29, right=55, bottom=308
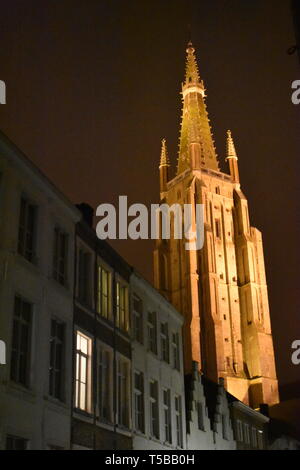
left=226, top=130, right=240, bottom=183
left=184, top=42, right=200, bottom=85
left=177, top=44, right=219, bottom=174
left=160, top=138, right=170, bottom=167
left=226, top=129, right=238, bottom=160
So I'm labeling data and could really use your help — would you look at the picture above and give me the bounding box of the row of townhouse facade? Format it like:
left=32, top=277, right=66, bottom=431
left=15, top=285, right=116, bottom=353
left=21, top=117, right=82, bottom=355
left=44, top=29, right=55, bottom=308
left=0, top=131, right=295, bottom=450
left=0, top=131, right=80, bottom=450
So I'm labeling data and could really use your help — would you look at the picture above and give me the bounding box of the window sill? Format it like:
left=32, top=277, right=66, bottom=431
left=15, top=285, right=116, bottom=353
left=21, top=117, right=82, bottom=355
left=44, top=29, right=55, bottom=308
left=162, top=441, right=174, bottom=448
left=49, top=276, right=72, bottom=297
left=15, top=253, right=40, bottom=274
left=7, top=380, right=36, bottom=402
left=133, top=430, right=145, bottom=438
left=148, top=435, right=161, bottom=444
left=95, top=419, right=114, bottom=431
left=161, top=359, right=170, bottom=365
left=44, top=395, right=69, bottom=411
left=116, top=425, right=132, bottom=437
left=73, top=408, right=94, bottom=423
left=133, top=339, right=144, bottom=346
left=96, top=314, right=115, bottom=329
left=147, top=349, right=158, bottom=358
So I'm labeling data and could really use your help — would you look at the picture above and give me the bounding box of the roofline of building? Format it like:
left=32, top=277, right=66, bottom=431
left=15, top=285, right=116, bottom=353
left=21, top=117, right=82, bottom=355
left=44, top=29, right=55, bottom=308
left=231, top=401, right=270, bottom=423
left=0, top=129, right=81, bottom=222
left=131, top=268, right=184, bottom=325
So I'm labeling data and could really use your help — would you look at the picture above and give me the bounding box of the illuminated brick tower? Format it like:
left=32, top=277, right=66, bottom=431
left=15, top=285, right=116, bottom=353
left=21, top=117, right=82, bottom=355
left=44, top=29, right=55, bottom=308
left=153, top=43, right=279, bottom=408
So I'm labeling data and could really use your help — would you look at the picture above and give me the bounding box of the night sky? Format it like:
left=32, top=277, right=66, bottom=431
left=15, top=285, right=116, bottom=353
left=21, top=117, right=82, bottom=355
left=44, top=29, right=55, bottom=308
left=0, top=0, right=299, bottom=397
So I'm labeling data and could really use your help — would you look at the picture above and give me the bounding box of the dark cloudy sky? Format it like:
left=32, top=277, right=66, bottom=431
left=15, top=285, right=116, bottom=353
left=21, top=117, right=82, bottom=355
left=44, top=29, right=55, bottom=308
left=0, top=0, right=299, bottom=395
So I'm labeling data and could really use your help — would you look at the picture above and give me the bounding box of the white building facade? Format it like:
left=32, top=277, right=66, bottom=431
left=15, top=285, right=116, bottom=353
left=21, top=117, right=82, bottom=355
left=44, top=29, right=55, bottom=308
left=185, top=364, right=236, bottom=450
left=130, top=271, right=186, bottom=450
left=0, top=131, right=80, bottom=449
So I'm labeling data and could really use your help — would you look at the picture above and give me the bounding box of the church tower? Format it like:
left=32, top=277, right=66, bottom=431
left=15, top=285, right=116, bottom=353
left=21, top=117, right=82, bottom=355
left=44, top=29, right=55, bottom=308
left=153, top=43, right=279, bottom=408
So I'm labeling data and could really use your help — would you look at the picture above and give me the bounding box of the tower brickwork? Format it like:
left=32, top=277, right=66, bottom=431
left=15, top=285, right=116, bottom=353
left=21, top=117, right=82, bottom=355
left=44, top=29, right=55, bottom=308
left=153, top=43, right=279, bottom=408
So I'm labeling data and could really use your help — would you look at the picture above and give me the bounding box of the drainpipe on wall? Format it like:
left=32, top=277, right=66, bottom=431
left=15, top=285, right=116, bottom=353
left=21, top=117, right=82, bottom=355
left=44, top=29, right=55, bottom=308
left=112, top=270, right=117, bottom=450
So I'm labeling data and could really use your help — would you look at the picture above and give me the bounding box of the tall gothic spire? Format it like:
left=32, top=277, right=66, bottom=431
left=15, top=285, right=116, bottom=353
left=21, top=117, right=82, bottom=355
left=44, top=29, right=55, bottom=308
left=159, top=138, right=170, bottom=193
left=226, top=130, right=240, bottom=183
left=177, top=42, right=219, bottom=174
left=226, top=129, right=237, bottom=159
left=159, top=138, right=170, bottom=167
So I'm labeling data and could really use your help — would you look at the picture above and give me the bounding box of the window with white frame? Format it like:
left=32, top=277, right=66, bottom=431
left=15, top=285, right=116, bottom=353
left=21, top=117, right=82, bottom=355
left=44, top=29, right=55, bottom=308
left=117, top=358, right=130, bottom=427
left=222, top=414, right=229, bottom=440
left=49, top=318, right=65, bottom=401
left=98, top=348, right=112, bottom=422
left=53, top=227, right=68, bottom=286
left=97, top=265, right=112, bottom=320
left=134, top=371, right=144, bottom=433
left=171, top=332, right=180, bottom=370
left=10, top=296, right=32, bottom=387
left=147, top=311, right=157, bottom=355
left=251, top=426, right=258, bottom=448
left=18, top=196, right=37, bottom=263
left=244, top=422, right=250, bottom=445
left=116, top=281, right=129, bottom=332
left=236, top=419, right=243, bottom=442
left=6, top=435, right=28, bottom=450
left=133, top=295, right=143, bottom=343
left=175, top=395, right=183, bottom=448
left=160, top=322, right=169, bottom=363
left=75, top=332, right=92, bottom=412
left=78, top=249, right=92, bottom=305
left=257, top=429, right=264, bottom=449
left=197, top=402, right=205, bottom=431
left=149, top=380, right=159, bottom=439
left=163, top=388, right=172, bottom=444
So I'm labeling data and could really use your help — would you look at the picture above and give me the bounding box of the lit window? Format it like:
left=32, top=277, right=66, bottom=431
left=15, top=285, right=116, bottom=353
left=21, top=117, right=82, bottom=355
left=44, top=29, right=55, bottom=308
left=49, top=318, right=65, bottom=401
left=149, top=380, right=159, bottom=439
left=97, top=265, right=112, bottom=319
left=147, top=311, right=157, bottom=355
left=134, top=371, right=144, bottom=433
left=10, top=296, right=32, bottom=387
left=163, top=389, right=172, bottom=444
left=116, top=282, right=129, bottom=332
left=133, top=295, right=143, bottom=343
left=175, top=395, right=183, bottom=448
left=53, top=227, right=68, bottom=286
left=98, top=348, right=112, bottom=422
left=18, top=197, right=37, bottom=263
left=75, top=332, right=91, bottom=412
left=160, top=323, right=169, bottom=363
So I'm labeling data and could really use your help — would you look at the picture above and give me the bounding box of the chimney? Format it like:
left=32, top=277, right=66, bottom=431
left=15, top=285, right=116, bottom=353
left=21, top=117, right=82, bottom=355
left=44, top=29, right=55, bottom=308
left=259, top=403, right=270, bottom=417
left=76, top=202, right=94, bottom=227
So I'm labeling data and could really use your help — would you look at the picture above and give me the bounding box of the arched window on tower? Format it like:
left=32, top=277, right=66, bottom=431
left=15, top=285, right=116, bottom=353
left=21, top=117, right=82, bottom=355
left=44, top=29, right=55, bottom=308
left=159, top=253, right=168, bottom=293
